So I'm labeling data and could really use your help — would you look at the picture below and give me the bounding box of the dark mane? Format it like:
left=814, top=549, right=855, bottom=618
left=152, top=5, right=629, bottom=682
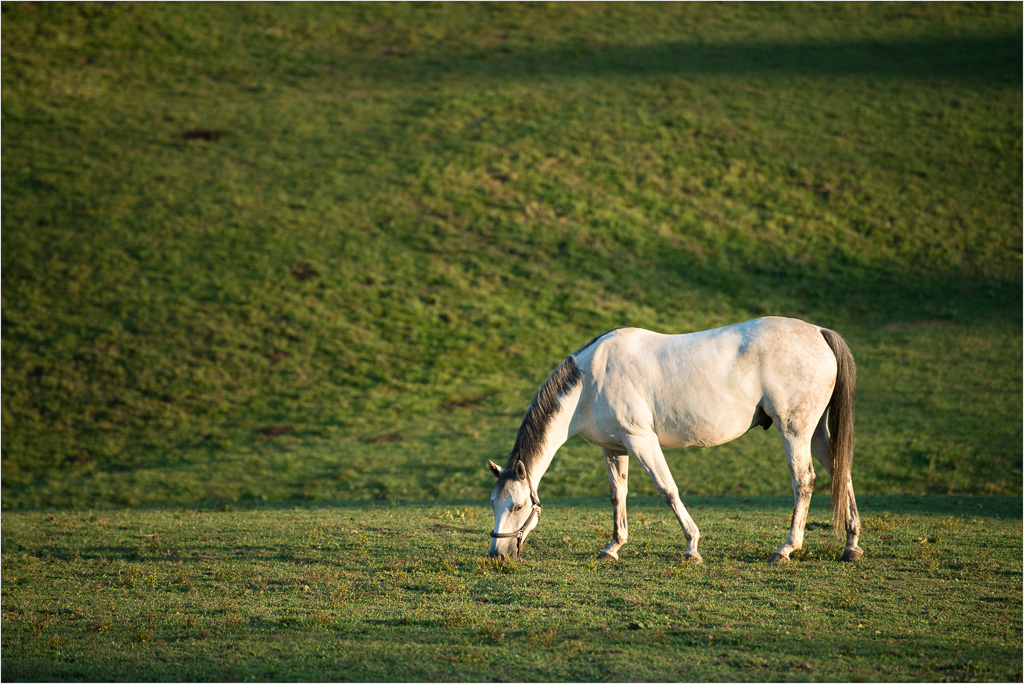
left=504, top=356, right=583, bottom=474
left=502, top=330, right=617, bottom=477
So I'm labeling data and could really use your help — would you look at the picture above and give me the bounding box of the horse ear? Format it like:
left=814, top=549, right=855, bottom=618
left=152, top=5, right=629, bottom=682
left=515, top=460, right=527, bottom=480
left=488, top=460, right=503, bottom=479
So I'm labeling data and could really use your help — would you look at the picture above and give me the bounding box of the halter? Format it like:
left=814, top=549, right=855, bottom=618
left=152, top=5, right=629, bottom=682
left=490, top=473, right=542, bottom=554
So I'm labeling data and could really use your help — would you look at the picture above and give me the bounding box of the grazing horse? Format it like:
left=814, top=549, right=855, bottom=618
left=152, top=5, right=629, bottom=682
left=487, top=317, right=862, bottom=563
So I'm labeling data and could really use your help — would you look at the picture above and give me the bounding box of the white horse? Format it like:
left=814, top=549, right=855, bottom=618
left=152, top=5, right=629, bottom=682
left=488, top=317, right=862, bottom=563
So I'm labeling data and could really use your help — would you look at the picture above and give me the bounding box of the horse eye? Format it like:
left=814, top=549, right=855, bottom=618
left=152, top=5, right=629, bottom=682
left=513, top=504, right=523, bottom=512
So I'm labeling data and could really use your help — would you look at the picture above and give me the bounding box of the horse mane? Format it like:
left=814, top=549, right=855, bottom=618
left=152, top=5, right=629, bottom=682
left=504, top=355, right=583, bottom=476
left=503, top=330, right=617, bottom=477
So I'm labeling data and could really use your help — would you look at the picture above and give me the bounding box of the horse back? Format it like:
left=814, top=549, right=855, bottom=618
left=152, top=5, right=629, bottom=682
left=571, top=318, right=836, bottom=449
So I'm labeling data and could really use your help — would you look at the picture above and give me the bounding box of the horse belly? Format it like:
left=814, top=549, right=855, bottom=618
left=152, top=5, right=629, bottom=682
left=648, top=343, right=764, bottom=449
left=654, top=404, right=756, bottom=449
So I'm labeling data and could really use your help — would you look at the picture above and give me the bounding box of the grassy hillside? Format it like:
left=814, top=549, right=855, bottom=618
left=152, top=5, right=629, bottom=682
left=2, top=2, right=1021, bottom=509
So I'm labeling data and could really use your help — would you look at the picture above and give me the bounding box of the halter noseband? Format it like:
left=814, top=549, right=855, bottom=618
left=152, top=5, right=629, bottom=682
left=490, top=473, right=542, bottom=553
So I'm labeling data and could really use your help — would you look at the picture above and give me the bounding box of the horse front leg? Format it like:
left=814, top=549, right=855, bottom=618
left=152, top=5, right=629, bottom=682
left=623, top=434, right=703, bottom=563
left=599, top=448, right=629, bottom=561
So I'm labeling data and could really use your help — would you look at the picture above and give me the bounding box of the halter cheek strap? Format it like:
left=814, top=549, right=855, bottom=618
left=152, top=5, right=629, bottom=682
left=490, top=475, right=542, bottom=552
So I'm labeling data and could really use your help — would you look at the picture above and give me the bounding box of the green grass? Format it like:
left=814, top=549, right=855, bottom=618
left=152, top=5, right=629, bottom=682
left=2, top=496, right=1020, bottom=681
left=1, top=5, right=1022, bottom=680
left=2, top=2, right=1021, bottom=509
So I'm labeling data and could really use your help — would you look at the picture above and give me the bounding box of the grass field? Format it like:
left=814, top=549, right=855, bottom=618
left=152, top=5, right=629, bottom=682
left=2, top=496, right=1021, bottom=681
left=2, top=2, right=1022, bottom=681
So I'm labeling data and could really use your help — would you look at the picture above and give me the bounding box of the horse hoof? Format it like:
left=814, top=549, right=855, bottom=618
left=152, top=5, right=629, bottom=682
left=841, top=546, right=864, bottom=562
left=768, top=552, right=790, bottom=563
left=597, top=550, right=619, bottom=562
left=683, top=552, right=703, bottom=564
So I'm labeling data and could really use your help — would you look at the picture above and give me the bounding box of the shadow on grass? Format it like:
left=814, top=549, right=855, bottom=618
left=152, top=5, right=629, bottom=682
left=363, top=34, right=1022, bottom=85
left=171, top=494, right=1022, bottom=520
left=605, top=250, right=1021, bottom=335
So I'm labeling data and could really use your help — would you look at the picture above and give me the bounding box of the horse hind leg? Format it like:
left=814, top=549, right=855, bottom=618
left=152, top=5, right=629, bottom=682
left=839, top=483, right=863, bottom=561
left=811, top=415, right=863, bottom=561
left=599, top=448, right=629, bottom=561
left=770, top=432, right=815, bottom=563
left=623, top=434, right=703, bottom=563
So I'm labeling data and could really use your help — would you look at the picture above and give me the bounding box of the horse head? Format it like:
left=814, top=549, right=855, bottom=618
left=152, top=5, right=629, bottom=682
left=487, top=459, right=541, bottom=560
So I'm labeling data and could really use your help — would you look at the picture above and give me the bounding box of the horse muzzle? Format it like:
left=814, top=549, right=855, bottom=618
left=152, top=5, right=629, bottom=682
left=489, top=503, right=541, bottom=560
left=488, top=541, right=518, bottom=561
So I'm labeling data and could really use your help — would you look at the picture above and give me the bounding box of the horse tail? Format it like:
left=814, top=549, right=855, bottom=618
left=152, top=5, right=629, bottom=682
left=820, top=328, right=856, bottom=539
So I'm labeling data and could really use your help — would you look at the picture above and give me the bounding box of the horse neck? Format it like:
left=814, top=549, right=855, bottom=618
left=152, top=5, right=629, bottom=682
left=522, top=383, right=583, bottom=486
